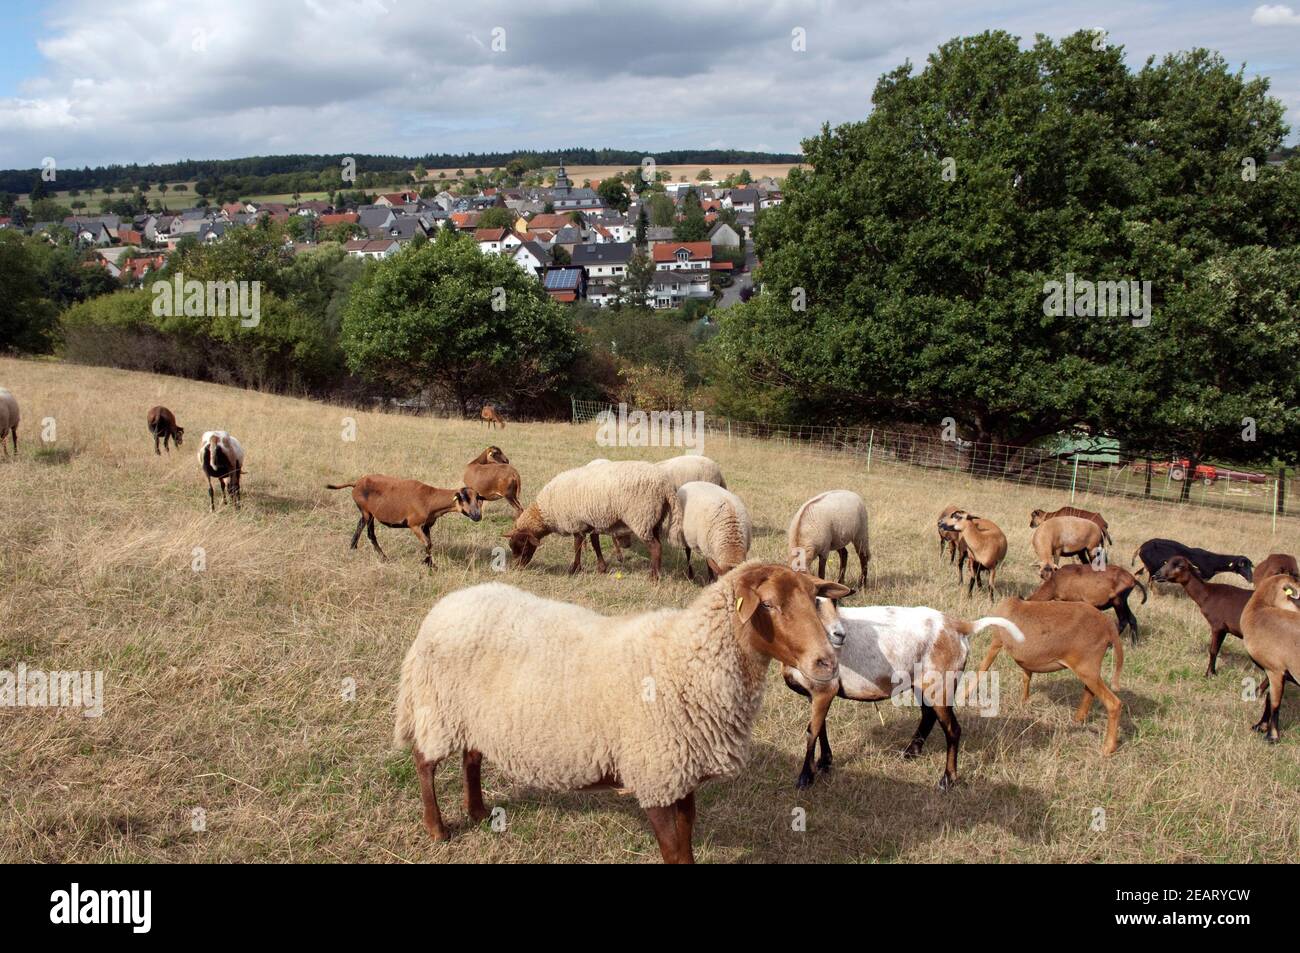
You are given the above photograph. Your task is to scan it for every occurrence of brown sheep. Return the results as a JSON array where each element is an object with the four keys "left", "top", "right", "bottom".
[
  {"left": 938, "top": 510, "right": 1007, "bottom": 596},
  {"left": 981, "top": 597, "right": 1125, "bottom": 755},
  {"left": 937, "top": 503, "right": 966, "bottom": 563},
  {"left": 1030, "top": 515, "right": 1105, "bottom": 575},
  {"left": 461, "top": 446, "right": 523, "bottom": 515},
  {"left": 1154, "top": 555, "right": 1254, "bottom": 677},
  {"left": 481, "top": 405, "right": 505, "bottom": 429},
  {"left": 1255, "top": 553, "right": 1299, "bottom": 584},
  {"left": 1240, "top": 574, "right": 1300, "bottom": 742},
  {"left": 1030, "top": 505, "right": 1112, "bottom": 545},
  {"left": 146, "top": 405, "right": 184, "bottom": 455},
  {"left": 1028, "top": 564, "right": 1147, "bottom": 643},
  {"left": 326, "top": 475, "right": 482, "bottom": 566}
]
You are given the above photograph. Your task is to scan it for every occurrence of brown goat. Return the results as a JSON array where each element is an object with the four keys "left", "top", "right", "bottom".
[
  {"left": 146, "top": 405, "right": 184, "bottom": 454},
  {"left": 1030, "top": 515, "right": 1104, "bottom": 575},
  {"left": 1030, "top": 506, "right": 1112, "bottom": 545},
  {"left": 937, "top": 504, "right": 966, "bottom": 563},
  {"left": 326, "top": 475, "right": 482, "bottom": 565},
  {"left": 461, "top": 446, "right": 523, "bottom": 515},
  {"left": 982, "top": 597, "right": 1125, "bottom": 755},
  {"left": 1154, "top": 555, "right": 1254, "bottom": 677},
  {"left": 481, "top": 405, "right": 505, "bottom": 429},
  {"left": 1255, "top": 553, "right": 1299, "bottom": 583},
  {"left": 1240, "top": 574, "right": 1300, "bottom": 742},
  {"left": 1028, "top": 564, "right": 1147, "bottom": 643},
  {"left": 938, "top": 510, "right": 1007, "bottom": 596}
]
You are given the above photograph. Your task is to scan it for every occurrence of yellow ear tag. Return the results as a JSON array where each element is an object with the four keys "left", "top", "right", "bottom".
[
  {"left": 736, "top": 597, "right": 744, "bottom": 613},
  {"left": 1287, "top": 587, "right": 1296, "bottom": 597}
]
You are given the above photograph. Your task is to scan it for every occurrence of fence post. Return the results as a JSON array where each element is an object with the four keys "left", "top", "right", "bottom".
[
  {"left": 1279, "top": 468, "right": 1287, "bottom": 517},
  {"left": 866, "top": 429, "right": 875, "bottom": 473},
  {"left": 728, "top": 419, "right": 732, "bottom": 446},
  {"left": 570, "top": 395, "right": 576, "bottom": 425},
  {"left": 1274, "top": 477, "right": 1280, "bottom": 535},
  {"left": 1069, "top": 455, "right": 1080, "bottom": 503}
]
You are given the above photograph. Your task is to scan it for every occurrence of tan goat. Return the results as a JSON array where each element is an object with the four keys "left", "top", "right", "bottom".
[
  {"left": 1240, "top": 574, "right": 1300, "bottom": 742},
  {"left": 938, "top": 510, "right": 1007, "bottom": 596},
  {"left": 461, "top": 446, "right": 523, "bottom": 515},
  {"left": 1030, "top": 515, "right": 1105, "bottom": 576}
]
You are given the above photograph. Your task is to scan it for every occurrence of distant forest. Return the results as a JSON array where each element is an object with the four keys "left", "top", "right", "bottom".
[{"left": 0, "top": 148, "right": 803, "bottom": 195}]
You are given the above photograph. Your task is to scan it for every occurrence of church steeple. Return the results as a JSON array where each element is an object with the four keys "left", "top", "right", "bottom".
[{"left": 554, "top": 159, "right": 572, "bottom": 192}]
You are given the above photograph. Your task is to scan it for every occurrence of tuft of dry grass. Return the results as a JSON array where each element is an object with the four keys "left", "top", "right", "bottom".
[{"left": 1, "top": 355, "right": 1298, "bottom": 863}]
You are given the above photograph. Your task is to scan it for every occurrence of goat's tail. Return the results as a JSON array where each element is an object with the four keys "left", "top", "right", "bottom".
[
  {"left": 1129, "top": 545, "right": 1142, "bottom": 567},
  {"left": 1133, "top": 577, "right": 1148, "bottom": 605},
  {"left": 1103, "top": 527, "right": 1114, "bottom": 546},
  {"left": 969, "top": 616, "right": 1025, "bottom": 644},
  {"left": 325, "top": 482, "right": 355, "bottom": 490},
  {"left": 1109, "top": 627, "right": 1124, "bottom": 691}
]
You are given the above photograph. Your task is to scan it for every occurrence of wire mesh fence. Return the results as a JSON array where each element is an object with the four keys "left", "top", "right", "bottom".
[{"left": 571, "top": 398, "right": 1296, "bottom": 525}]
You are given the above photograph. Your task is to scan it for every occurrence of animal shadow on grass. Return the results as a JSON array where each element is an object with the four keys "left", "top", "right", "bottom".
[{"left": 253, "top": 491, "right": 318, "bottom": 514}]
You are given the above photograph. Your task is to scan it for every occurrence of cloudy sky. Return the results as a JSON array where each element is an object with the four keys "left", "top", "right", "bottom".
[{"left": 1, "top": 0, "right": 1297, "bottom": 170}]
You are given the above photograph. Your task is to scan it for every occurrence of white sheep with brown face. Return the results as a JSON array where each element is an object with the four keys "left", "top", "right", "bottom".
[
  {"left": 0, "top": 387, "right": 19, "bottom": 456},
  {"left": 787, "top": 490, "right": 870, "bottom": 586},
  {"left": 393, "top": 563, "right": 853, "bottom": 863}
]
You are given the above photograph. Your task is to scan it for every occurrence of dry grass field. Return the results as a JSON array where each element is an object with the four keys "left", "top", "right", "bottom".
[{"left": 2, "top": 355, "right": 1298, "bottom": 864}]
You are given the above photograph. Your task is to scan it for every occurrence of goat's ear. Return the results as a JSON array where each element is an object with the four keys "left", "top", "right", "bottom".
[{"left": 815, "top": 581, "right": 854, "bottom": 601}]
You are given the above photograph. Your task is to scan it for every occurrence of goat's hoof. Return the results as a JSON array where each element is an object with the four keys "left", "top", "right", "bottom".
[
  {"left": 816, "top": 758, "right": 832, "bottom": 773},
  {"left": 1266, "top": 734, "right": 1280, "bottom": 745},
  {"left": 937, "top": 774, "right": 954, "bottom": 792},
  {"left": 1252, "top": 720, "right": 1268, "bottom": 733},
  {"left": 795, "top": 771, "right": 815, "bottom": 790},
  {"left": 466, "top": 805, "right": 491, "bottom": 824},
  {"left": 901, "top": 743, "right": 922, "bottom": 759},
  {"left": 424, "top": 824, "right": 451, "bottom": 843}
]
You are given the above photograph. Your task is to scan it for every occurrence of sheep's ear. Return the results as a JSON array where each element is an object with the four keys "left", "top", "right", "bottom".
[
  {"left": 815, "top": 580, "right": 853, "bottom": 601},
  {"left": 734, "top": 592, "right": 761, "bottom": 625}
]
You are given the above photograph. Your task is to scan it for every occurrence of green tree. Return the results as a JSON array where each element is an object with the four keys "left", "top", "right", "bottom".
[
  {"left": 340, "top": 231, "right": 580, "bottom": 413},
  {"left": 696, "top": 168, "right": 712, "bottom": 181},
  {"left": 0, "top": 232, "right": 59, "bottom": 352},
  {"left": 477, "top": 206, "right": 516, "bottom": 229},
  {"left": 709, "top": 30, "right": 1298, "bottom": 472},
  {"left": 598, "top": 178, "right": 631, "bottom": 213},
  {"left": 648, "top": 193, "right": 676, "bottom": 228}
]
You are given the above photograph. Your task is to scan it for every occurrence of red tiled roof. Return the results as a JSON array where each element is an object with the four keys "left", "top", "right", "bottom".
[
  {"left": 450, "top": 212, "right": 481, "bottom": 229},
  {"left": 710, "top": 261, "right": 733, "bottom": 271},
  {"left": 652, "top": 241, "right": 712, "bottom": 263},
  {"left": 526, "top": 213, "right": 573, "bottom": 230},
  {"left": 319, "top": 213, "right": 359, "bottom": 226},
  {"left": 474, "top": 227, "right": 508, "bottom": 242}
]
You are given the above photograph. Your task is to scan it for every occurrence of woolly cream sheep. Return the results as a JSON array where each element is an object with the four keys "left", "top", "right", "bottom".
[
  {"left": 656, "top": 454, "right": 726, "bottom": 490},
  {"left": 788, "top": 490, "right": 870, "bottom": 585},
  {"left": 393, "top": 562, "right": 853, "bottom": 863},
  {"left": 676, "top": 481, "right": 751, "bottom": 582},
  {"left": 786, "top": 601, "right": 1023, "bottom": 790},
  {"left": 0, "top": 387, "right": 18, "bottom": 456},
  {"left": 506, "top": 460, "right": 681, "bottom": 580}
]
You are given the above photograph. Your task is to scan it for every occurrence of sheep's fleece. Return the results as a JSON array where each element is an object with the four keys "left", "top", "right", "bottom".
[
  {"left": 657, "top": 454, "right": 726, "bottom": 490},
  {"left": 517, "top": 460, "right": 679, "bottom": 540},
  {"left": 676, "top": 480, "right": 751, "bottom": 566},
  {"left": 394, "top": 568, "right": 778, "bottom": 808}
]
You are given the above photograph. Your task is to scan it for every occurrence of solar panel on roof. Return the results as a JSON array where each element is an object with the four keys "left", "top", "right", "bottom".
[{"left": 543, "top": 269, "right": 581, "bottom": 291}]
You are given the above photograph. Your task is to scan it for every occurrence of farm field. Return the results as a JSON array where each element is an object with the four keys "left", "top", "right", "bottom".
[{"left": 1, "top": 355, "right": 1298, "bottom": 863}]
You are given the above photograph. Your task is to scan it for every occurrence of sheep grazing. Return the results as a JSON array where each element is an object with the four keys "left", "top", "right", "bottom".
[
  {"left": 146, "top": 405, "right": 184, "bottom": 455},
  {"left": 506, "top": 460, "right": 681, "bottom": 580},
  {"left": 1030, "top": 515, "right": 1105, "bottom": 576},
  {"left": 937, "top": 510, "right": 1007, "bottom": 596},
  {"left": 198, "top": 431, "right": 244, "bottom": 511},
  {"left": 656, "top": 454, "right": 726, "bottom": 490},
  {"left": 1152, "top": 555, "right": 1254, "bottom": 676},
  {"left": 1240, "top": 574, "right": 1300, "bottom": 742},
  {"left": 0, "top": 387, "right": 18, "bottom": 456},
  {"left": 1030, "top": 506, "right": 1112, "bottom": 546},
  {"left": 393, "top": 562, "right": 853, "bottom": 862},
  {"left": 981, "top": 598, "right": 1125, "bottom": 755},
  {"left": 1131, "top": 538, "right": 1253, "bottom": 595},
  {"left": 326, "top": 475, "right": 481, "bottom": 566},
  {"left": 461, "top": 446, "right": 522, "bottom": 515},
  {"left": 785, "top": 602, "right": 1022, "bottom": 790},
  {"left": 788, "top": 490, "right": 870, "bottom": 586},
  {"left": 675, "top": 481, "right": 751, "bottom": 582},
  {"left": 1028, "top": 564, "right": 1147, "bottom": 643},
  {"left": 480, "top": 404, "right": 505, "bottom": 429},
  {"left": 1255, "top": 553, "right": 1299, "bottom": 583},
  {"left": 937, "top": 504, "right": 966, "bottom": 563}
]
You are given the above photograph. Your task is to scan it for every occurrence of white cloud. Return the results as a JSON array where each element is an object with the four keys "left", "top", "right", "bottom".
[{"left": 1252, "top": 4, "right": 1300, "bottom": 26}]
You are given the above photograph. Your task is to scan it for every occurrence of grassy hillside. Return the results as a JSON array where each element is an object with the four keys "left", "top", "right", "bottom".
[{"left": 1, "top": 356, "right": 1298, "bottom": 863}]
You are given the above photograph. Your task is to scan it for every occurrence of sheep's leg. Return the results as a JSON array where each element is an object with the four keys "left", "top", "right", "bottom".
[
  {"left": 219, "top": 477, "right": 228, "bottom": 506},
  {"left": 797, "top": 687, "right": 836, "bottom": 788},
  {"left": 684, "top": 545, "right": 694, "bottom": 581},
  {"left": 349, "top": 514, "right": 366, "bottom": 549},
  {"left": 589, "top": 532, "right": 608, "bottom": 574},
  {"left": 933, "top": 705, "right": 961, "bottom": 791},
  {"left": 1207, "top": 627, "right": 1227, "bottom": 676},
  {"left": 413, "top": 748, "right": 449, "bottom": 842},
  {"left": 645, "top": 794, "right": 695, "bottom": 864},
  {"left": 816, "top": 553, "right": 827, "bottom": 578},
  {"left": 904, "top": 703, "right": 937, "bottom": 758},
  {"left": 647, "top": 527, "right": 662, "bottom": 582},
  {"left": 1073, "top": 681, "right": 1097, "bottom": 723},
  {"left": 569, "top": 533, "right": 584, "bottom": 574},
  {"left": 836, "top": 548, "right": 848, "bottom": 584},
  {"left": 705, "top": 558, "right": 723, "bottom": 582},
  {"left": 462, "top": 749, "right": 489, "bottom": 823},
  {"left": 987, "top": 565, "right": 998, "bottom": 600},
  {"left": 967, "top": 564, "right": 980, "bottom": 596},
  {"left": 1266, "top": 674, "right": 1285, "bottom": 743},
  {"left": 366, "top": 516, "right": 386, "bottom": 560},
  {"left": 857, "top": 546, "right": 869, "bottom": 588}
]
